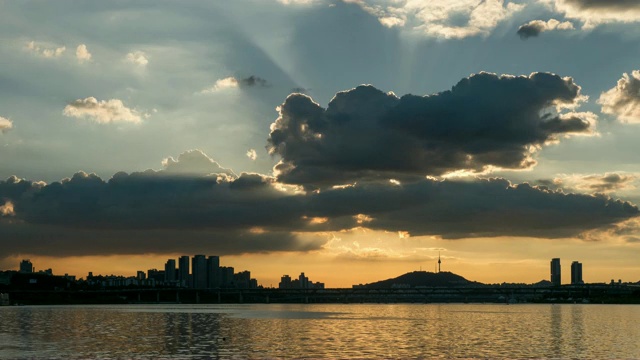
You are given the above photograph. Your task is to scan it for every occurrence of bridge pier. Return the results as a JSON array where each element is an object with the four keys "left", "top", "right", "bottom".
[
  {"left": 156, "top": 291, "right": 160, "bottom": 303},
  {"left": 239, "top": 292, "right": 243, "bottom": 304},
  {"left": 137, "top": 292, "right": 141, "bottom": 302},
  {"left": 176, "top": 291, "right": 180, "bottom": 303}
]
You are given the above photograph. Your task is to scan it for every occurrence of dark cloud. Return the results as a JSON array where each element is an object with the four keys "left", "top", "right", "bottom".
[
  {"left": 552, "top": 0, "right": 640, "bottom": 27},
  {"left": 240, "top": 75, "right": 269, "bottom": 87},
  {"left": 0, "top": 225, "right": 314, "bottom": 258},
  {"left": 586, "top": 173, "right": 636, "bottom": 193},
  {"left": 517, "top": 21, "right": 545, "bottom": 39},
  {"left": 539, "top": 173, "right": 637, "bottom": 194},
  {"left": 517, "top": 19, "right": 574, "bottom": 40},
  {"left": 560, "top": 0, "right": 640, "bottom": 11},
  {"left": 305, "top": 178, "right": 638, "bottom": 239},
  {"left": 1, "top": 163, "right": 637, "bottom": 258},
  {"left": 0, "top": 169, "right": 319, "bottom": 258},
  {"left": 268, "top": 72, "right": 593, "bottom": 189}
]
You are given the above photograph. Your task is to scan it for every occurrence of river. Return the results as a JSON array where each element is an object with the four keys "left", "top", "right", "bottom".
[{"left": 1, "top": 303, "right": 638, "bottom": 358}]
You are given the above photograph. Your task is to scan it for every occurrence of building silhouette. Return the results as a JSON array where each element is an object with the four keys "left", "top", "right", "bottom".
[
  {"left": 279, "top": 275, "right": 292, "bottom": 288},
  {"left": 220, "top": 266, "right": 235, "bottom": 287},
  {"left": 147, "top": 269, "right": 164, "bottom": 282},
  {"left": 550, "top": 258, "right": 561, "bottom": 286},
  {"left": 279, "top": 272, "right": 324, "bottom": 289},
  {"left": 19, "top": 259, "right": 33, "bottom": 273},
  {"left": 299, "top": 272, "right": 309, "bottom": 289},
  {"left": 206, "top": 256, "right": 220, "bottom": 288},
  {"left": 178, "top": 255, "right": 190, "bottom": 287},
  {"left": 571, "top": 261, "right": 583, "bottom": 285},
  {"left": 136, "top": 271, "right": 146, "bottom": 280},
  {"left": 165, "top": 259, "right": 176, "bottom": 283},
  {"left": 192, "top": 255, "right": 207, "bottom": 289}
]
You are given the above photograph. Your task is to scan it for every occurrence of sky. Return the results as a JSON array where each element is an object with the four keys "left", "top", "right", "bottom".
[{"left": 2, "top": 0, "right": 640, "bottom": 288}]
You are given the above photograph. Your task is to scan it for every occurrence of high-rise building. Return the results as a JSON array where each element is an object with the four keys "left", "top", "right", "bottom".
[
  {"left": 147, "top": 269, "right": 165, "bottom": 283},
  {"left": 299, "top": 272, "right": 309, "bottom": 289},
  {"left": 178, "top": 255, "right": 190, "bottom": 287},
  {"left": 192, "top": 255, "right": 207, "bottom": 289},
  {"left": 234, "top": 270, "right": 252, "bottom": 289},
  {"left": 220, "top": 266, "right": 235, "bottom": 287},
  {"left": 165, "top": 259, "right": 176, "bottom": 283},
  {"left": 279, "top": 275, "right": 292, "bottom": 289},
  {"left": 19, "top": 259, "right": 33, "bottom": 273},
  {"left": 550, "top": 258, "right": 561, "bottom": 286},
  {"left": 206, "top": 256, "right": 220, "bottom": 289},
  {"left": 279, "top": 273, "right": 323, "bottom": 289},
  {"left": 571, "top": 261, "right": 583, "bottom": 285}
]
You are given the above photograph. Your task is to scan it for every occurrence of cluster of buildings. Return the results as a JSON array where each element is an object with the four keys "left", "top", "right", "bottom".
[
  {"left": 18, "top": 259, "right": 76, "bottom": 281},
  {"left": 278, "top": 273, "right": 324, "bottom": 289},
  {"left": 9, "top": 258, "right": 325, "bottom": 290},
  {"left": 85, "top": 255, "right": 259, "bottom": 289},
  {"left": 550, "top": 258, "right": 583, "bottom": 286}
]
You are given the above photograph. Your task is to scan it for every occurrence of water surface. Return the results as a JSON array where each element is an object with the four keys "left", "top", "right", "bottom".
[{"left": 1, "top": 304, "right": 638, "bottom": 358}]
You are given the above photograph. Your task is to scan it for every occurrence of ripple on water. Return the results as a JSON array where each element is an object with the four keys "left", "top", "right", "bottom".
[{"left": 0, "top": 304, "right": 639, "bottom": 358}]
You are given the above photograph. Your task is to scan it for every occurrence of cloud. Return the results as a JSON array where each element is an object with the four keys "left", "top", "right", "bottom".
[
  {"left": 0, "top": 156, "right": 322, "bottom": 257},
  {"left": 0, "top": 116, "right": 13, "bottom": 133},
  {"left": 125, "top": 51, "right": 148, "bottom": 67},
  {"left": 277, "top": 0, "right": 317, "bottom": 4},
  {"left": 240, "top": 75, "right": 269, "bottom": 87},
  {"left": 246, "top": 149, "right": 258, "bottom": 161},
  {"left": 268, "top": 72, "right": 594, "bottom": 189},
  {"left": 161, "top": 149, "right": 236, "bottom": 177},
  {"left": 25, "top": 41, "right": 66, "bottom": 58},
  {"left": 549, "top": 0, "right": 640, "bottom": 29},
  {"left": 517, "top": 19, "right": 575, "bottom": 39},
  {"left": 200, "top": 75, "right": 270, "bottom": 93},
  {"left": 348, "top": 0, "right": 525, "bottom": 38},
  {"left": 540, "top": 173, "right": 637, "bottom": 194},
  {"left": 75, "top": 44, "right": 92, "bottom": 63},
  {"left": 63, "top": 97, "right": 143, "bottom": 124},
  {"left": 579, "top": 218, "right": 640, "bottom": 243},
  {"left": 307, "top": 178, "right": 638, "bottom": 239},
  {"left": 0, "top": 164, "right": 636, "bottom": 258},
  {"left": 0, "top": 201, "right": 14, "bottom": 216},
  {"left": 201, "top": 77, "right": 240, "bottom": 93},
  {"left": 598, "top": 70, "right": 640, "bottom": 123},
  {"left": 291, "top": 87, "right": 310, "bottom": 94}
]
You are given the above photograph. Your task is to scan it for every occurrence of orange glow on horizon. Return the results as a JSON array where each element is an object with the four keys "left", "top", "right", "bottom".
[{"left": 1, "top": 230, "right": 638, "bottom": 288}]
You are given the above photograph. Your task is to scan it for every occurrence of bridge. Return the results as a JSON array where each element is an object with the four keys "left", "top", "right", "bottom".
[{"left": 5, "top": 284, "right": 638, "bottom": 305}]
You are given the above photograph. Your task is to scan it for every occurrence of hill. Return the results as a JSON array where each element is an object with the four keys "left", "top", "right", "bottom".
[{"left": 357, "top": 271, "right": 483, "bottom": 289}]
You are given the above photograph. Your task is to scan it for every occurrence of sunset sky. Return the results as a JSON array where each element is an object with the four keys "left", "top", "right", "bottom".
[{"left": 2, "top": 0, "right": 640, "bottom": 288}]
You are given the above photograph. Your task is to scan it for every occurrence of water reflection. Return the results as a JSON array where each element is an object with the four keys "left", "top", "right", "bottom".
[
  {"left": 550, "top": 305, "right": 563, "bottom": 356},
  {"left": 0, "top": 304, "right": 638, "bottom": 359}
]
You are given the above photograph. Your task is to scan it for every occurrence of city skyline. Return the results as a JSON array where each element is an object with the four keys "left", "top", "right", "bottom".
[
  {"left": 2, "top": 1, "right": 640, "bottom": 288},
  {"left": 3, "top": 255, "right": 620, "bottom": 288}
]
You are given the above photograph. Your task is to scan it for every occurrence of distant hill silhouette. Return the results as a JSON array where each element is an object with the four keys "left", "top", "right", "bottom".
[
  {"left": 532, "top": 280, "right": 552, "bottom": 287},
  {"left": 359, "top": 271, "right": 484, "bottom": 289}
]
